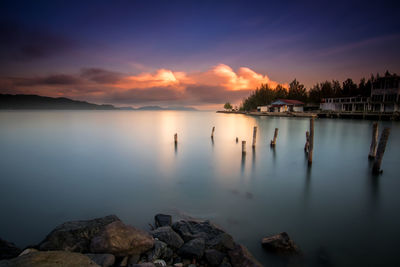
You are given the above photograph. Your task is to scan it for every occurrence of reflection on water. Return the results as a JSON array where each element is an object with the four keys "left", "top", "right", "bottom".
[{"left": 0, "top": 111, "right": 400, "bottom": 266}]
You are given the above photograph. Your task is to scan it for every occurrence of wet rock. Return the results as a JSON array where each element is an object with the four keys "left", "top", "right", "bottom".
[
  {"left": 90, "top": 221, "right": 154, "bottom": 256},
  {"left": 172, "top": 220, "right": 225, "bottom": 243},
  {"left": 219, "top": 262, "right": 232, "bottom": 267},
  {"left": 228, "top": 244, "right": 262, "bottom": 267},
  {"left": 0, "top": 251, "right": 100, "bottom": 267},
  {"left": 119, "top": 256, "right": 129, "bottom": 266},
  {"left": 128, "top": 254, "right": 140, "bottom": 265},
  {"left": 85, "top": 253, "right": 115, "bottom": 267},
  {"left": 38, "top": 215, "right": 120, "bottom": 253},
  {"left": 173, "top": 263, "right": 183, "bottom": 267},
  {"left": 178, "top": 238, "right": 205, "bottom": 259},
  {"left": 207, "top": 233, "right": 235, "bottom": 251},
  {"left": 147, "top": 240, "right": 170, "bottom": 262},
  {"left": 150, "top": 226, "right": 184, "bottom": 249},
  {"left": 0, "top": 238, "right": 22, "bottom": 260},
  {"left": 261, "top": 232, "right": 300, "bottom": 254},
  {"left": 154, "top": 214, "right": 172, "bottom": 228},
  {"left": 153, "top": 259, "right": 167, "bottom": 267},
  {"left": 204, "top": 249, "right": 225, "bottom": 266}
]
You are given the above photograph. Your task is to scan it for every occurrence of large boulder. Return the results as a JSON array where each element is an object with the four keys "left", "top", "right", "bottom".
[
  {"left": 0, "top": 251, "right": 100, "bottom": 267},
  {"left": 147, "top": 240, "right": 172, "bottom": 262},
  {"left": 150, "top": 226, "right": 184, "bottom": 249},
  {"left": 154, "top": 214, "right": 172, "bottom": 228},
  {"left": 261, "top": 232, "right": 300, "bottom": 254},
  {"left": 90, "top": 221, "right": 154, "bottom": 256},
  {"left": 204, "top": 249, "right": 225, "bottom": 266},
  {"left": 171, "top": 220, "right": 226, "bottom": 243},
  {"left": 228, "top": 244, "right": 262, "bottom": 267},
  {"left": 177, "top": 238, "right": 205, "bottom": 259},
  {"left": 38, "top": 215, "right": 120, "bottom": 253},
  {"left": 0, "top": 238, "right": 21, "bottom": 260}
]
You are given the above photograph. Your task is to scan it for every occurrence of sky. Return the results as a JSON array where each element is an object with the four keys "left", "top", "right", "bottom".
[{"left": 1, "top": 0, "right": 399, "bottom": 109}]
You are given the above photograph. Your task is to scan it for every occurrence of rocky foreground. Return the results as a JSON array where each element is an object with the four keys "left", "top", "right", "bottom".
[{"left": 0, "top": 214, "right": 300, "bottom": 267}]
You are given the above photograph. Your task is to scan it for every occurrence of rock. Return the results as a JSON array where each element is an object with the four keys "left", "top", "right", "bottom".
[
  {"left": 0, "top": 238, "right": 22, "bottom": 260},
  {"left": 129, "top": 263, "right": 155, "bottom": 267},
  {"left": 261, "top": 232, "right": 300, "bottom": 254},
  {"left": 153, "top": 259, "right": 167, "bottom": 267},
  {"left": 173, "top": 263, "right": 183, "bottom": 267},
  {"left": 172, "top": 220, "right": 225, "bottom": 243},
  {"left": 207, "top": 233, "right": 235, "bottom": 251},
  {"left": 204, "top": 249, "right": 225, "bottom": 266},
  {"left": 154, "top": 214, "right": 172, "bottom": 228},
  {"left": 177, "top": 238, "right": 205, "bottom": 259},
  {"left": 90, "top": 221, "right": 154, "bottom": 257},
  {"left": 18, "top": 248, "right": 38, "bottom": 257},
  {"left": 120, "top": 256, "right": 129, "bottom": 266},
  {"left": 85, "top": 253, "right": 115, "bottom": 267},
  {"left": 38, "top": 215, "right": 120, "bottom": 253},
  {"left": 228, "top": 244, "right": 262, "bottom": 267},
  {"left": 0, "top": 251, "right": 100, "bottom": 267},
  {"left": 147, "top": 240, "right": 173, "bottom": 262},
  {"left": 128, "top": 254, "right": 140, "bottom": 265},
  {"left": 150, "top": 226, "right": 184, "bottom": 249},
  {"left": 219, "top": 263, "right": 232, "bottom": 267}
]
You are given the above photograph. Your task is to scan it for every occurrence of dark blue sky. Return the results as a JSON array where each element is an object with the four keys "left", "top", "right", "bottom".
[{"left": 1, "top": 0, "right": 399, "bottom": 107}]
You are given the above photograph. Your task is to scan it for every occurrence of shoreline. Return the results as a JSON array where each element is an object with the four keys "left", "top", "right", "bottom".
[{"left": 217, "top": 110, "right": 400, "bottom": 120}]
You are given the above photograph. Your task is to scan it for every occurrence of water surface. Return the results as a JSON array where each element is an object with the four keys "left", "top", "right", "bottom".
[{"left": 1, "top": 111, "right": 400, "bottom": 266}]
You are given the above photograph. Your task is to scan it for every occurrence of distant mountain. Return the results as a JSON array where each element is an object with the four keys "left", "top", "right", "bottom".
[
  {"left": 0, "top": 94, "right": 117, "bottom": 110},
  {"left": 118, "top": 106, "right": 135, "bottom": 110},
  {"left": 137, "top": 105, "right": 197, "bottom": 111}
]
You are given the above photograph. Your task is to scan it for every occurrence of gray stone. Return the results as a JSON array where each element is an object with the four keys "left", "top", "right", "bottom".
[
  {"left": 128, "top": 254, "right": 140, "bottom": 265},
  {"left": 90, "top": 221, "right": 154, "bottom": 257},
  {"left": 228, "top": 244, "right": 262, "bottom": 267},
  {"left": 150, "top": 226, "right": 184, "bottom": 249},
  {"left": 177, "top": 238, "right": 205, "bottom": 259},
  {"left": 261, "top": 232, "right": 300, "bottom": 254},
  {"left": 18, "top": 248, "right": 38, "bottom": 257},
  {"left": 0, "top": 238, "right": 21, "bottom": 260},
  {"left": 86, "top": 253, "right": 115, "bottom": 267},
  {"left": 153, "top": 259, "right": 167, "bottom": 267},
  {"left": 38, "top": 215, "right": 120, "bottom": 253},
  {"left": 129, "top": 263, "right": 155, "bottom": 267},
  {"left": 207, "top": 233, "right": 235, "bottom": 251},
  {"left": 172, "top": 220, "right": 225, "bottom": 243},
  {"left": 0, "top": 251, "right": 100, "bottom": 267},
  {"left": 204, "top": 249, "right": 225, "bottom": 266},
  {"left": 154, "top": 214, "right": 172, "bottom": 228},
  {"left": 147, "top": 240, "right": 170, "bottom": 262}
]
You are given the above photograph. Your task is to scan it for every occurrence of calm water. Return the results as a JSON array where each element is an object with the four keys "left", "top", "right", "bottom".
[{"left": 1, "top": 111, "right": 400, "bottom": 266}]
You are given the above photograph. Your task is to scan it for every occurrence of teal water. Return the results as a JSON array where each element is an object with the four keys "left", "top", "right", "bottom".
[{"left": 1, "top": 111, "right": 400, "bottom": 266}]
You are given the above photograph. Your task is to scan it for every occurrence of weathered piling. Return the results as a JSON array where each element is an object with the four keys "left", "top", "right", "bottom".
[
  {"left": 174, "top": 133, "right": 178, "bottom": 144},
  {"left": 308, "top": 118, "right": 314, "bottom": 164},
  {"left": 304, "top": 131, "right": 310, "bottom": 153},
  {"left": 372, "top": 127, "right": 390, "bottom": 174},
  {"left": 270, "top": 128, "right": 278, "bottom": 147},
  {"left": 236, "top": 137, "right": 239, "bottom": 143},
  {"left": 368, "top": 122, "right": 379, "bottom": 159},
  {"left": 242, "top": 141, "right": 246, "bottom": 155},
  {"left": 252, "top": 126, "right": 257, "bottom": 147},
  {"left": 211, "top": 126, "right": 215, "bottom": 139}
]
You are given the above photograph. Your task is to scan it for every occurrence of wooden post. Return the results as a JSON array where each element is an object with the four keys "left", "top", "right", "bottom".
[
  {"left": 368, "top": 122, "right": 379, "bottom": 159},
  {"left": 372, "top": 127, "right": 390, "bottom": 174},
  {"left": 211, "top": 126, "right": 215, "bottom": 139},
  {"left": 236, "top": 137, "right": 238, "bottom": 143},
  {"left": 252, "top": 126, "right": 257, "bottom": 147},
  {"left": 270, "top": 128, "right": 278, "bottom": 146},
  {"left": 308, "top": 118, "right": 314, "bottom": 164},
  {"left": 174, "top": 133, "right": 178, "bottom": 144},
  {"left": 304, "top": 131, "right": 310, "bottom": 153},
  {"left": 242, "top": 141, "right": 246, "bottom": 155}
]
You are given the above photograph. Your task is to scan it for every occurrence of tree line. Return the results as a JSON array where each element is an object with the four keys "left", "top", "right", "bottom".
[{"left": 239, "top": 71, "right": 396, "bottom": 111}]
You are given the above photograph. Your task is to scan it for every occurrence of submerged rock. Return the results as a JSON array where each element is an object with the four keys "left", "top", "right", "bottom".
[
  {"left": 0, "top": 238, "right": 21, "bottom": 260},
  {"left": 150, "top": 226, "right": 184, "bottom": 249},
  {"left": 177, "top": 238, "right": 205, "bottom": 259},
  {"left": 261, "top": 232, "right": 300, "bottom": 254},
  {"left": 228, "top": 244, "right": 262, "bottom": 267},
  {"left": 38, "top": 215, "right": 120, "bottom": 253},
  {"left": 90, "top": 221, "right": 154, "bottom": 256},
  {"left": 85, "top": 253, "right": 115, "bottom": 267},
  {"left": 154, "top": 214, "right": 172, "bottom": 228},
  {"left": 0, "top": 251, "right": 100, "bottom": 267}
]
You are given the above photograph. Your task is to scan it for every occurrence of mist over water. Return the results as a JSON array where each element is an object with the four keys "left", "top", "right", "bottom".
[{"left": 1, "top": 111, "right": 400, "bottom": 266}]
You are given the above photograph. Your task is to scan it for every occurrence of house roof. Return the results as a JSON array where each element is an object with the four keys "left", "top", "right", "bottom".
[{"left": 271, "top": 99, "right": 304, "bottom": 105}]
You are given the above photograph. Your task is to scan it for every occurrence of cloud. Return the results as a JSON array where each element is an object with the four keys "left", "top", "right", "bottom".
[
  {"left": 1, "top": 64, "right": 285, "bottom": 107},
  {"left": 0, "top": 20, "right": 75, "bottom": 62}
]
